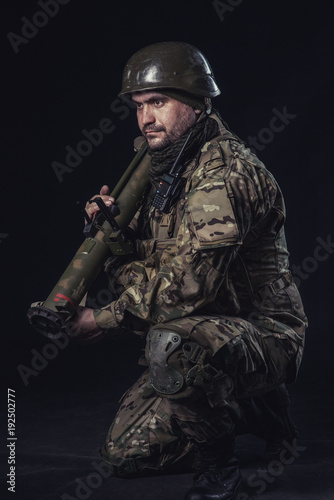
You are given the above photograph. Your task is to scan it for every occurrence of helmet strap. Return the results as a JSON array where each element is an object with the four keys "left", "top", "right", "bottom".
[{"left": 205, "top": 98, "right": 212, "bottom": 115}]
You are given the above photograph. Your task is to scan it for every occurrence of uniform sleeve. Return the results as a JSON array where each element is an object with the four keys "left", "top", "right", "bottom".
[
  {"left": 93, "top": 142, "right": 277, "bottom": 330},
  {"left": 94, "top": 244, "right": 239, "bottom": 329}
]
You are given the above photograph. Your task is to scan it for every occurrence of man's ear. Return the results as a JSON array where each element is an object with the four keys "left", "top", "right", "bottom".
[{"left": 194, "top": 109, "right": 202, "bottom": 115}]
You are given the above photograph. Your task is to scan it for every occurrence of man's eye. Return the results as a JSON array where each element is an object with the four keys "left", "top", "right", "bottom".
[{"left": 154, "top": 100, "right": 164, "bottom": 106}]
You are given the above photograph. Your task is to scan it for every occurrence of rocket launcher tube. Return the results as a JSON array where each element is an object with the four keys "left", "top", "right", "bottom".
[{"left": 27, "top": 141, "right": 150, "bottom": 339}]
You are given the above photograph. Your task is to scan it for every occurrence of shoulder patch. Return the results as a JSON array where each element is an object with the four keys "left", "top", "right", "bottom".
[{"left": 187, "top": 177, "right": 241, "bottom": 250}]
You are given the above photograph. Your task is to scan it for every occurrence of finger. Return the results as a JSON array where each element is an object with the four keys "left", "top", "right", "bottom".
[
  {"left": 85, "top": 202, "right": 99, "bottom": 217},
  {"left": 86, "top": 203, "right": 100, "bottom": 215},
  {"left": 88, "top": 193, "right": 114, "bottom": 204},
  {"left": 101, "top": 195, "right": 115, "bottom": 206},
  {"left": 85, "top": 197, "right": 115, "bottom": 220},
  {"left": 100, "top": 185, "right": 110, "bottom": 196},
  {"left": 86, "top": 194, "right": 114, "bottom": 208},
  {"left": 92, "top": 196, "right": 115, "bottom": 209}
]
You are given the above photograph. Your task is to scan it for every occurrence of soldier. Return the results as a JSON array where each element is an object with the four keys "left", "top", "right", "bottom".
[{"left": 72, "top": 42, "right": 307, "bottom": 500}]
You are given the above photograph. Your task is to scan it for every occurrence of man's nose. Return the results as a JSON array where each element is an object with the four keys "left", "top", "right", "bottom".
[{"left": 141, "top": 105, "right": 155, "bottom": 125}]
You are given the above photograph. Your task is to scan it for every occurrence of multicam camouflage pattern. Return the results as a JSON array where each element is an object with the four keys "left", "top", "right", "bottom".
[
  {"left": 100, "top": 315, "right": 303, "bottom": 475},
  {"left": 94, "top": 115, "right": 307, "bottom": 345},
  {"left": 96, "top": 114, "right": 307, "bottom": 474},
  {"left": 100, "top": 370, "right": 195, "bottom": 475}
]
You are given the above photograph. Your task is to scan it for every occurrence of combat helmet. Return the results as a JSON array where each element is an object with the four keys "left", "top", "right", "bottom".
[{"left": 118, "top": 41, "right": 221, "bottom": 108}]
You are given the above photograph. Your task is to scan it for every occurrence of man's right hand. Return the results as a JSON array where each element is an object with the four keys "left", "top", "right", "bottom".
[{"left": 85, "top": 184, "right": 115, "bottom": 221}]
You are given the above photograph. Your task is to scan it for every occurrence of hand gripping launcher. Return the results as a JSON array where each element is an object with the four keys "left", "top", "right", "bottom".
[{"left": 27, "top": 141, "right": 150, "bottom": 339}]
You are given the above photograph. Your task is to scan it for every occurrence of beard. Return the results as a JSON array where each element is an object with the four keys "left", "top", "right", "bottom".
[{"left": 143, "top": 113, "right": 196, "bottom": 151}]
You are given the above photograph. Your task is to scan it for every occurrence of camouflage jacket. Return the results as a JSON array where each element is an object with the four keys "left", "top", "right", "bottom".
[{"left": 94, "top": 115, "right": 307, "bottom": 345}]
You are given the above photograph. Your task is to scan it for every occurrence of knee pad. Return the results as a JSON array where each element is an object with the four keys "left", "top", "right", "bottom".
[
  {"left": 145, "top": 329, "right": 218, "bottom": 398},
  {"left": 146, "top": 329, "right": 184, "bottom": 395}
]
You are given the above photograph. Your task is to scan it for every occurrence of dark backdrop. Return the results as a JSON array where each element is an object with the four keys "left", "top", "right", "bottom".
[{"left": 1, "top": 0, "right": 333, "bottom": 497}]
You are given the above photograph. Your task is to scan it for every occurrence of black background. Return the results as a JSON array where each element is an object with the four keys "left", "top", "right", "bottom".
[{"left": 1, "top": 0, "right": 334, "bottom": 498}]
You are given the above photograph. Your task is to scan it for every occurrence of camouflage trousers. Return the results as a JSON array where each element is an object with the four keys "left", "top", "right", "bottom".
[{"left": 100, "top": 313, "right": 303, "bottom": 477}]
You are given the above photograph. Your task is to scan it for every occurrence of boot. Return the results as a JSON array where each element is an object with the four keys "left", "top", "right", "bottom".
[
  {"left": 236, "top": 384, "right": 298, "bottom": 458},
  {"left": 184, "top": 436, "right": 242, "bottom": 500}
]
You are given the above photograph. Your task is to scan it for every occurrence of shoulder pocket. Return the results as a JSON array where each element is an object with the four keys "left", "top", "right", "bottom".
[{"left": 187, "top": 178, "right": 242, "bottom": 250}]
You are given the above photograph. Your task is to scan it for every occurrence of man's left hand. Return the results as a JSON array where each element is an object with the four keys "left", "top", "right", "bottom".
[{"left": 71, "top": 306, "right": 105, "bottom": 344}]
